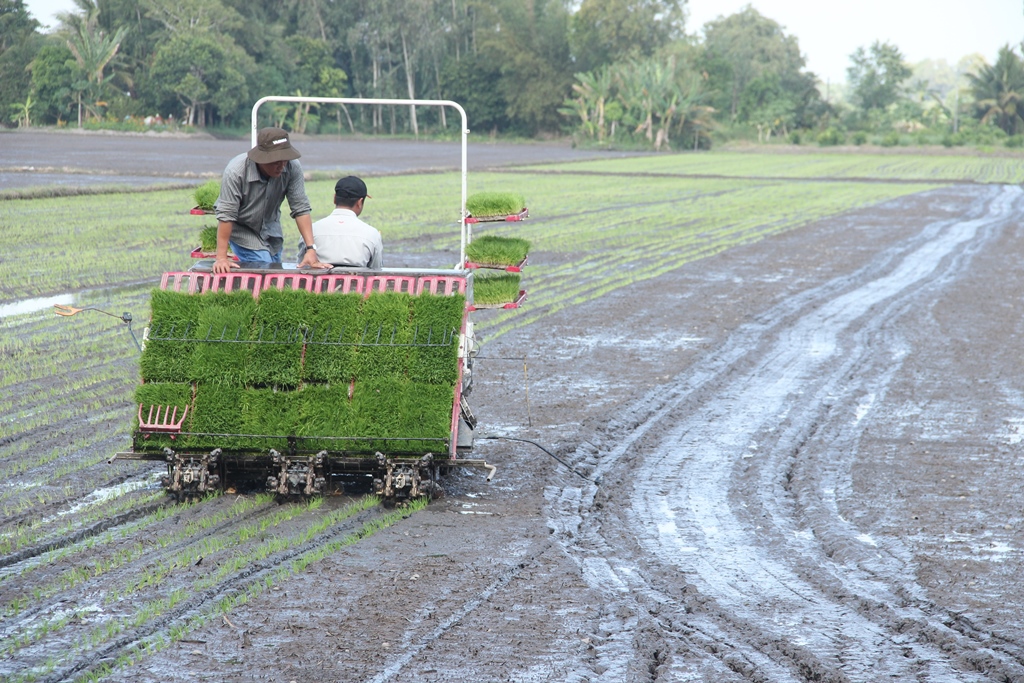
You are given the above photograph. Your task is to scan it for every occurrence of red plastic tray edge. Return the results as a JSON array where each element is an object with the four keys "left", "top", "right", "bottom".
[
  {"left": 464, "top": 255, "right": 528, "bottom": 273},
  {"left": 465, "top": 208, "right": 529, "bottom": 224},
  {"left": 467, "top": 290, "right": 527, "bottom": 311},
  {"left": 190, "top": 247, "right": 239, "bottom": 261}
]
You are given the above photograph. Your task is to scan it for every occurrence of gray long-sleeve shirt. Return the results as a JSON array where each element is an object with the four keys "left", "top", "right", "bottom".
[{"left": 214, "top": 153, "right": 311, "bottom": 252}]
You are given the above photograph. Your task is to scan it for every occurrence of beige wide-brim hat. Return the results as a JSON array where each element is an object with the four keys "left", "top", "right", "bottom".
[{"left": 248, "top": 127, "right": 301, "bottom": 164}]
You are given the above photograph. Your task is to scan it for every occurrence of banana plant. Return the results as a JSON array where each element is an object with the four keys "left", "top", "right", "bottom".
[{"left": 559, "top": 65, "right": 614, "bottom": 142}]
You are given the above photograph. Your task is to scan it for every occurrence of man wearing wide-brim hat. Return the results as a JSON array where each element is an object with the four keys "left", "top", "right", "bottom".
[{"left": 213, "top": 127, "right": 328, "bottom": 273}]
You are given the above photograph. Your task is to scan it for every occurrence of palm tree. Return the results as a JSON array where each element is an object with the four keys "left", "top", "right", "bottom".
[
  {"left": 59, "top": 0, "right": 129, "bottom": 125},
  {"left": 968, "top": 45, "right": 1024, "bottom": 135}
]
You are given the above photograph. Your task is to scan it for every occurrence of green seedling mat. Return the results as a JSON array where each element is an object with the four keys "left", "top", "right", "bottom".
[
  {"left": 239, "top": 387, "right": 301, "bottom": 450},
  {"left": 409, "top": 294, "right": 464, "bottom": 384},
  {"left": 354, "top": 292, "right": 413, "bottom": 379},
  {"left": 465, "top": 235, "right": 531, "bottom": 266},
  {"left": 303, "top": 292, "right": 363, "bottom": 383},
  {"left": 199, "top": 226, "right": 218, "bottom": 252},
  {"left": 466, "top": 191, "right": 526, "bottom": 218},
  {"left": 296, "top": 384, "right": 359, "bottom": 452},
  {"left": 193, "top": 180, "right": 220, "bottom": 211},
  {"left": 473, "top": 273, "right": 522, "bottom": 305},
  {"left": 191, "top": 292, "right": 257, "bottom": 385},
  {"left": 187, "top": 383, "right": 244, "bottom": 449},
  {"left": 247, "top": 288, "right": 312, "bottom": 388},
  {"left": 140, "top": 290, "right": 205, "bottom": 383}
]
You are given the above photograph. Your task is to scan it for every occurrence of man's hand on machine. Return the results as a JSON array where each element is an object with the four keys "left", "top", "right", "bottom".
[
  {"left": 213, "top": 256, "right": 239, "bottom": 273},
  {"left": 299, "top": 249, "right": 330, "bottom": 270}
]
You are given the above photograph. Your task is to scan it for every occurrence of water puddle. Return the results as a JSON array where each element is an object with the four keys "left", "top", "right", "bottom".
[
  {"left": 458, "top": 502, "right": 494, "bottom": 515},
  {"left": 58, "top": 474, "right": 162, "bottom": 518},
  {"left": 854, "top": 393, "right": 876, "bottom": 424},
  {"left": 562, "top": 332, "right": 703, "bottom": 354},
  {"left": 1001, "top": 417, "right": 1024, "bottom": 445},
  {"left": 856, "top": 533, "right": 878, "bottom": 547},
  {"left": 0, "top": 293, "right": 73, "bottom": 318},
  {"left": 0, "top": 281, "right": 155, "bottom": 320}
]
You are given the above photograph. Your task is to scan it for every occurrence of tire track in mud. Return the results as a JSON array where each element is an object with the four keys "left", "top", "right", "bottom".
[
  {"left": 365, "top": 539, "right": 557, "bottom": 683},
  {"left": 549, "top": 185, "right": 1024, "bottom": 681}
]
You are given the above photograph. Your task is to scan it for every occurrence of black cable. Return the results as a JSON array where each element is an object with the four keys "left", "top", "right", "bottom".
[{"left": 478, "top": 436, "right": 597, "bottom": 484}]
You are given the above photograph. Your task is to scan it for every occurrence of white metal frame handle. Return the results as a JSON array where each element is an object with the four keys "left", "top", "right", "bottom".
[{"left": 251, "top": 96, "right": 470, "bottom": 266}]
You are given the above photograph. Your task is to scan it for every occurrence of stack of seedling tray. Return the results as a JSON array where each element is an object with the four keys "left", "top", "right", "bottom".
[
  {"left": 135, "top": 285, "right": 465, "bottom": 457},
  {"left": 189, "top": 180, "right": 236, "bottom": 259},
  {"left": 464, "top": 192, "right": 530, "bottom": 310}
]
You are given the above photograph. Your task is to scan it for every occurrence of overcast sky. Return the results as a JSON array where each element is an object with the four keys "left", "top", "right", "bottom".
[
  {"left": 688, "top": 0, "right": 1022, "bottom": 84},
  {"left": 24, "top": 0, "right": 1024, "bottom": 84}
]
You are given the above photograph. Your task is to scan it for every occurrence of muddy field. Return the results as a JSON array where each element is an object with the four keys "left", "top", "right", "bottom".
[
  {"left": 0, "top": 129, "right": 636, "bottom": 190},
  {"left": 2, "top": 135, "right": 1024, "bottom": 681}
]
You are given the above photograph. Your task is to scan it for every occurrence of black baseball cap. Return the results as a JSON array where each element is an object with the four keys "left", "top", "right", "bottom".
[{"left": 334, "top": 176, "right": 371, "bottom": 200}]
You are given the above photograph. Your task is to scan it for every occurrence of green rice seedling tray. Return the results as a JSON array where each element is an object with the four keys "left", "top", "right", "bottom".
[
  {"left": 464, "top": 256, "right": 528, "bottom": 272},
  {"left": 303, "top": 292, "right": 364, "bottom": 383},
  {"left": 140, "top": 290, "right": 206, "bottom": 382},
  {"left": 471, "top": 272, "right": 521, "bottom": 305},
  {"left": 239, "top": 387, "right": 301, "bottom": 450},
  {"left": 192, "top": 226, "right": 237, "bottom": 259},
  {"left": 409, "top": 293, "right": 464, "bottom": 384},
  {"left": 466, "top": 191, "right": 526, "bottom": 220},
  {"left": 199, "top": 225, "right": 218, "bottom": 252},
  {"left": 189, "top": 383, "right": 246, "bottom": 450},
  {"left": 295, "top": 384, "right": 359, "bottom": 452},
  {"left": 191, "top": 179, "right": 220, "bottom": 213},
  {"left": 246, "top": 288, "right": 313, "bottom": 388},
  {"left": 191, "top": 291, "right": 258, "bottom": 385},
  {"left": 464, "top": 235, "right": 531, "bottom": 271},
  {"left": 353, "top": 292, "right": 414, "bottom": 379}
]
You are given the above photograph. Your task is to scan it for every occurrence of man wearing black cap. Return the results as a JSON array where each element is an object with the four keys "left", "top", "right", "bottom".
[
  {"left": 299, "top": 175, "right": 383, "bottom": 269},
  {"left": 213, "top": 127, "right": 328, "bottom": 274}
]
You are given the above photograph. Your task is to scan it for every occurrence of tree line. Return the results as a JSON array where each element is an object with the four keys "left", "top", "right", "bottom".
[{"left": 0, "top": 0, "right": 1018, "bottom": 150}]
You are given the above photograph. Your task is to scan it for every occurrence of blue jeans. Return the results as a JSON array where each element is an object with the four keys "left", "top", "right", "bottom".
[{"left": 229, "top": 241, "right": 282, "bottom": 264}]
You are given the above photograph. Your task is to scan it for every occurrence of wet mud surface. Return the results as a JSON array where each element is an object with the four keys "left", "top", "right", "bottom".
[
  {"left": 3, "top": 165, "right": 1024, "bottom": 680},
  {"left": 0, "top": 130, "right": 639, "bottom": 189}
]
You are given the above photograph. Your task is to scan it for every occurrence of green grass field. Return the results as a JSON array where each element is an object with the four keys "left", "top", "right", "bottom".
[
  {"left": 7, "top": 149, "right": 1017, "bottom": 304},
  {"left": 522, "top": 151, "right": 1024, "bottom": 184}
]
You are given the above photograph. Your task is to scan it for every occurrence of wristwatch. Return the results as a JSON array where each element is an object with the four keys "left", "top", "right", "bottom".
[{"left": 306, "top": 243, "right": 317, "bottom": 251}]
